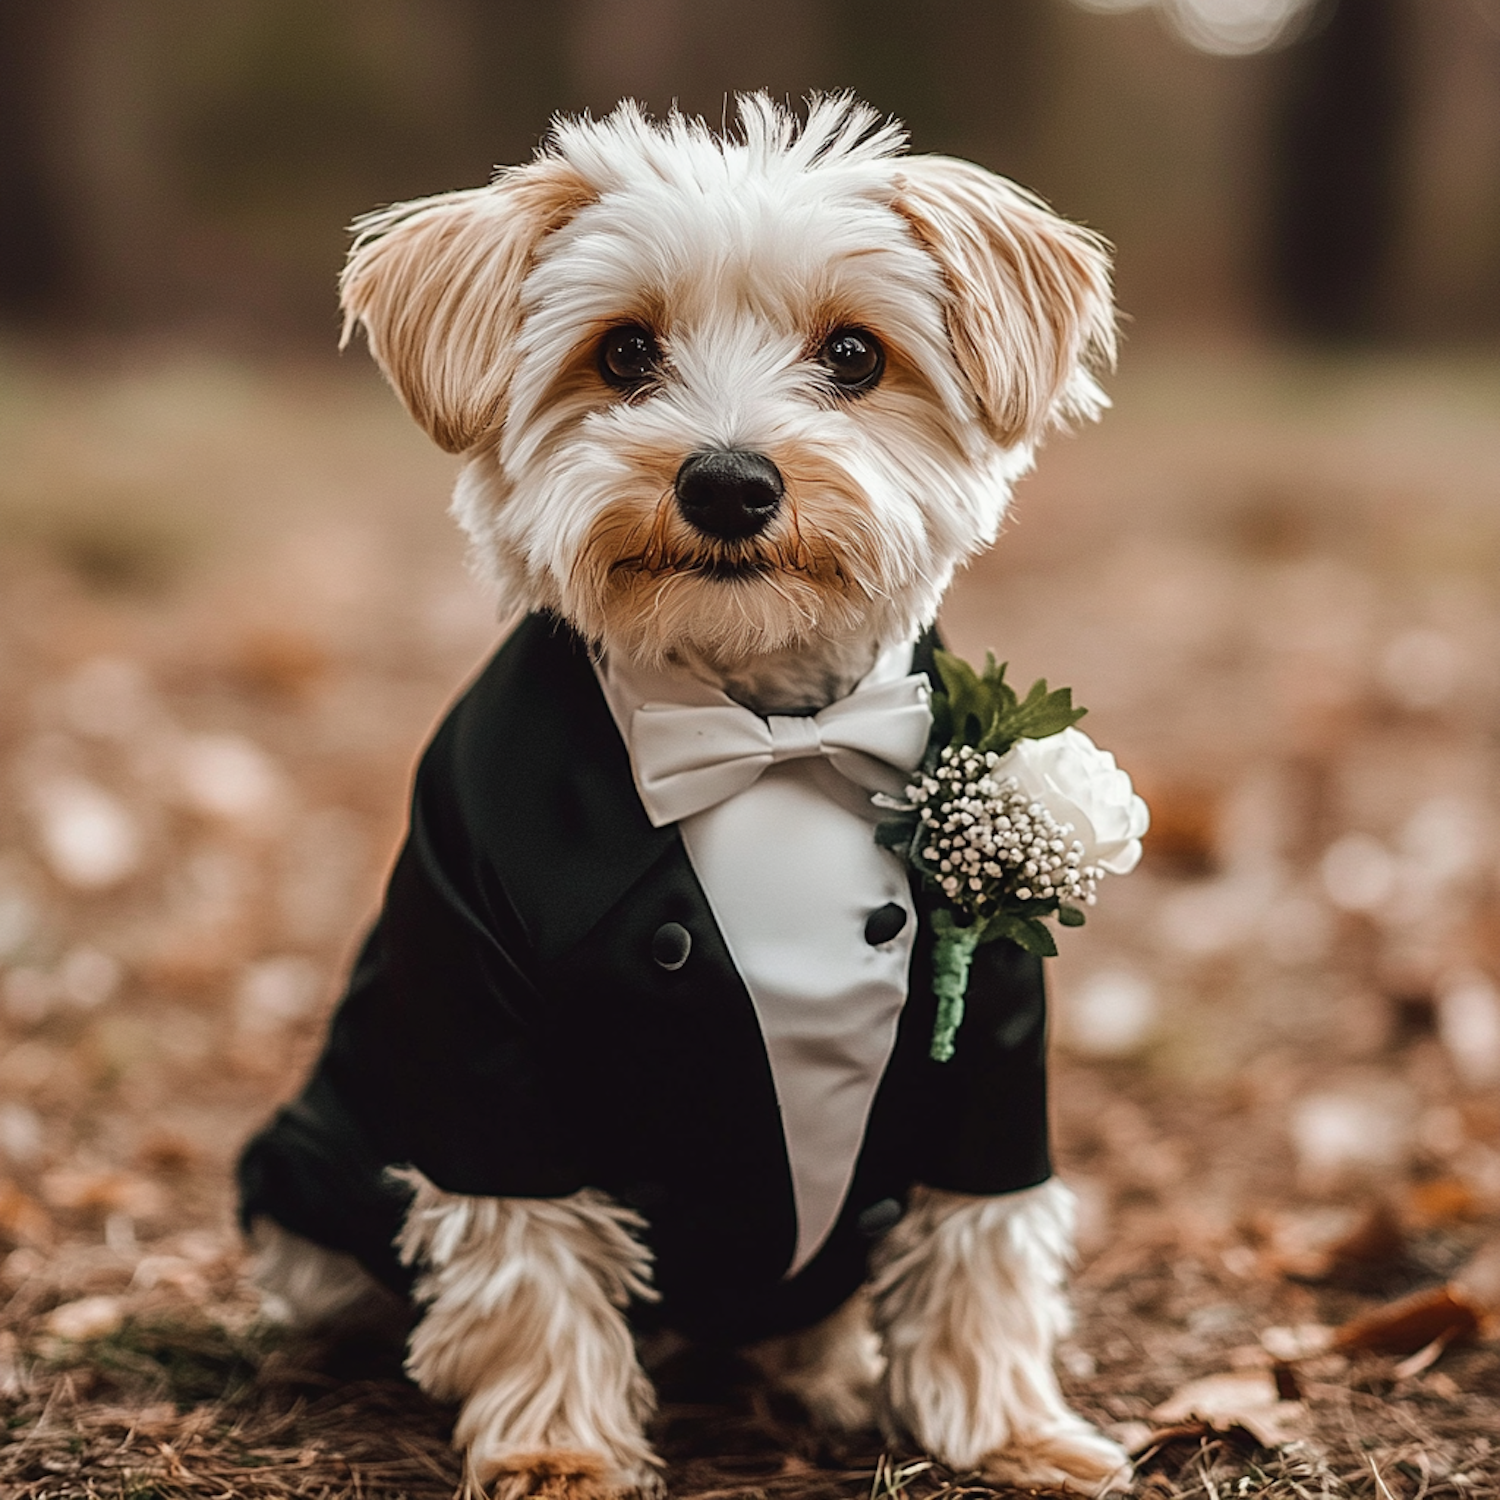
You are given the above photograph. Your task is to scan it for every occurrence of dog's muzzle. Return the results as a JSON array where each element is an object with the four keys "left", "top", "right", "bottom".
[{"left": 674, "top": 450, "right": 784, "bottom": 541}]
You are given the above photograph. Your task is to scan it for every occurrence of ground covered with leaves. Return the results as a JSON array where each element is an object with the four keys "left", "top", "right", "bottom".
[{"left": 1, "top": 343, "right": 1498, "bottom": 1497}]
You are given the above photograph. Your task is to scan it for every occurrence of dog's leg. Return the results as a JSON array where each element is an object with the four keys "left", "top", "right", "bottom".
[
  {"left": 870, "top": 1181, "right": 1130, "bottom": 1495},
  {"left": 247, "top": 1216, "right": 409, "bottom": 1339},
  {"left": 745, "top": 1288, "right": 883, "bottom": 1432},
  {"left": 395, "top": 1172, "right": 662, "bottom": 1500}
]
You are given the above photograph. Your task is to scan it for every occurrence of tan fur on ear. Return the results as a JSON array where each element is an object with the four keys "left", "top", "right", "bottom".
[
  {"left": 339, "top": 158, "right": 594, "bottom": 453},
  {"left": 893, "top": 157, "right": 1116, "bottom": 447}
]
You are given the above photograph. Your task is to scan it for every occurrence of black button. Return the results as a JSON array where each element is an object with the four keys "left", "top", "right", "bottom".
[
  {"left": 864, "top": 902, "right": 908, "bottom": 946},
  {"left": 652, "top": 922, "right": 692, "bottom": 971},
  {"left": 857, "top": 1198, "right": 903, "bottom": 1237}
]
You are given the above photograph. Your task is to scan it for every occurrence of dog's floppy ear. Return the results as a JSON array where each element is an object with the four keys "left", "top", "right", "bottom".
[
  {"left": 893, "top": 157, "right": 1116, "bottom": 447},
  {"left": 340, "top": 158, "right": 594, "bottom": 454}
]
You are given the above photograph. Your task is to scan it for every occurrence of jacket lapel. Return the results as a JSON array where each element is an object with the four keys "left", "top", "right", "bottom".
[
  {"left": 446, "top": 613, "right": 681, "bottom": 961},
  {"left": 440, "top": 614, "right": 807, "bottom": 1301},
  {"left": 455, "top": 614, "right": 939, "bottom": 958}
]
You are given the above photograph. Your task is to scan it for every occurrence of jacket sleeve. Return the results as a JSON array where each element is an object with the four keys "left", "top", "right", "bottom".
[
  {"left": 237, "top": 707, "right": 590, "bottom": 1294},
  {"left": 316, "top": 722, "right": 590, "bottom": 1200}
]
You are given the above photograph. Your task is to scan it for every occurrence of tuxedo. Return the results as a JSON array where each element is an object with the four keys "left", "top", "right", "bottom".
[{"left": 238, "top": 613, "right": 1051, "bottom": 1348}]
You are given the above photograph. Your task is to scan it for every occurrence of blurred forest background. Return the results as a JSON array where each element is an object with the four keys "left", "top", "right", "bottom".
[
  {"left": 4, "top": 3, "right": 1500, "bottom": 1498},
  {"left": 3, "top": 0, "right": 1500, "bottom": 342}
]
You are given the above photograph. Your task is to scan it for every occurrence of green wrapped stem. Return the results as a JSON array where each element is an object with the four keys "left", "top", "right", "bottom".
[{"left": 929, "top": 912, "right": 981, "bottom": 1062}]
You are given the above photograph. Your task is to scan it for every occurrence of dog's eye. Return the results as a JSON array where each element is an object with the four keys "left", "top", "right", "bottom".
[
  {"left": 599, "top": 325, "right": 662, "bottom": 388},
  {"left": 818, "top": 328, "right": 884, "bottom": 391}
]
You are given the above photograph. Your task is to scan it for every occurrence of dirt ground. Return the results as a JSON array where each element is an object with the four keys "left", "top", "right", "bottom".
[{"left": 2, "top": 340, "right": 1498, "bottom": 1498}]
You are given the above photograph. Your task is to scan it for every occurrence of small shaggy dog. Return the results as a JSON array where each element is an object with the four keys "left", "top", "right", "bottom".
[{"left": 239, "top": 94, "right": 1129, "bottom": 1498}]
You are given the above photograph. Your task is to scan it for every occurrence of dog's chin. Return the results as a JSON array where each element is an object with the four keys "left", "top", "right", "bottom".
[
  {"left": 561, "top": 549, "right": 882, "bottom": 683},
  {"left": 678, "top": 557, "right": 775, "bottom": 583}
]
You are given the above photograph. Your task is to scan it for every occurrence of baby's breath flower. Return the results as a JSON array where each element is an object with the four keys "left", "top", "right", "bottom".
[{"left": 907, "top": 744, "right": 1103, "bottom": 921}]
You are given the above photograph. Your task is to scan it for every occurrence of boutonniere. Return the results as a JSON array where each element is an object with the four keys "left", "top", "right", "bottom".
[{"left": 876, "top": 651, "right": 1149, "bottom": 1062}]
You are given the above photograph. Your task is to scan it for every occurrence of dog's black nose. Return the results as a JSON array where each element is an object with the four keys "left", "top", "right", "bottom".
[{"left": 675, "top": 450, "right": 783, "bottom": 541}]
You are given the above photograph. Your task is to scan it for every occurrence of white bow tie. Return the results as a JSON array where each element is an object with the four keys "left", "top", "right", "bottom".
[{"left": 629, "top": 672, "right": 932, "bottom": 827}]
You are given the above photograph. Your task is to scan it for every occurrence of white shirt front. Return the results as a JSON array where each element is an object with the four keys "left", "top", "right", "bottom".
[{"left": 596, "top": 645, "right": 926, "bottom": 1276}]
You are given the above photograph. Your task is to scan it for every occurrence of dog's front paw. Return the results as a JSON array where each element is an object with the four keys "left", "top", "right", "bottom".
[
  {"left": 479, "top": 1449, "right": 664, "bottom": 1500},
  {"left": 975, "top": 1420, "right": 1132, "bottom": 1496}
]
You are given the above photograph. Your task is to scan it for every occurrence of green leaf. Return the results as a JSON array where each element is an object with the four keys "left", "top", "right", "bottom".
[
  {"left": 1018, "top": 687, "right": 1089, "bottom": 741},
  {"left": 927, "top": 692, "right": 953, "bottom": 758},
  {"left": 929, "top": 649, "right": 1087, "bottom": 764},
  {"left": 875, "top": 815, "right": 917, "bottom": 859},
  {"left": 977, "top": 909, "right": 1059, "bottom": 958},
  {"left": 980, "top": 651, "right": 1017, "bottom": 705},
  {"left": 933, "top": 651, "right": 994, "bottom": 749},
  {"left": 1056, "top": 903, "right": 1086, "bottom": 927},
  {"left": 1010, "top": 916, "right": 1059, "bottom": 957},
  {"left": 978, "top": 680, "right": 1087, "bottom": 754}
]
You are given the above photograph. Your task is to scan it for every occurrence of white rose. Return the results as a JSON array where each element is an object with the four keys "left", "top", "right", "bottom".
[{"left": 992, "top": 726, "right": 1150, "bottom": 876}]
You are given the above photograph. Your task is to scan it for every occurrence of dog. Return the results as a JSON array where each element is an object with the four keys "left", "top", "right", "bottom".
[{"left": 239, "top": 94, "right": 1129, "bottom": 1499}]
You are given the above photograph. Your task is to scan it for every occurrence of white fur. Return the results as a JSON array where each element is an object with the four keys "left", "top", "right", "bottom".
[
  {"left": 254, "top": 93, "right": 1129, "bottom": 1498},
  {"left": 870, "top": 1181, "right": 1129, "bottom": 1492},
  {"left": 476, "top": 100, "right": 1012, "bottom": 673},
  {"left": 248, "top": 1216, "right": 409, "bottom": 1339},
  {"left": 341, "top": 92, "right": 1113, "bottom": 708},
  {"left": 394, "top": 1171, "right": 663, "bottom": 1497}
]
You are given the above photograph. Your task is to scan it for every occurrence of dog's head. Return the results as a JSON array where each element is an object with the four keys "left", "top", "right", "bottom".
[{"left": 342, "top": 95, "right": 1114, "bottom": 673}]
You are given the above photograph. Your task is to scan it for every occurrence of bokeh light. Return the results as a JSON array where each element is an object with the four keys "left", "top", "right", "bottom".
[{"left": 1071, "top": 0, "right": 1320, "bottom": 54}]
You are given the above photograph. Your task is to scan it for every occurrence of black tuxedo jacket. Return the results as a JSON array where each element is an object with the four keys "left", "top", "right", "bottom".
[{"left": 239, "top": 613, "right": 1051, "bottom": 1346}]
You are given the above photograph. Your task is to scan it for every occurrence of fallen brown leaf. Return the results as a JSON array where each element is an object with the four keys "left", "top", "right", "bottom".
[
  {"left": 0, "top": 1179, "right": 54, "bottom": 1247},
  {"left": 1332, "top": 1284, "right": 1482, "bottom": 1357},
  {"left": 1150, "top": 1369, "right": 1309, "bottom": 1447},
  {"left": 1259, "top": 1323, "right": 1335, "bottom": 1362},
  {"left": 1392, "top": 1336, "right": 1453, "bottom": 1380},
  {"left": 1321, "top": 1200, "right": 1406, "bottom": 1276},
  {"left": 39, "top": 1168, "right": 167, "bottom": 1219},
  {"left": 1259, "top": 1200, "right": 1408, "bottom": 1285},
  {"left": 1405, "top": 1177, "right": 1480, "bottom": 1227},
  {"left": 138, "top": 1131, "right": 202, "bottom": 1174},
  {"left": 1452, "top": 1232, "right": 1500, "bottom": 1315},
  {"left": 230, "top": 628, "right": 330, "bottom": 699},
  {"left": 44, "top": 1294, "right": 126, "bottom": 1341}
]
